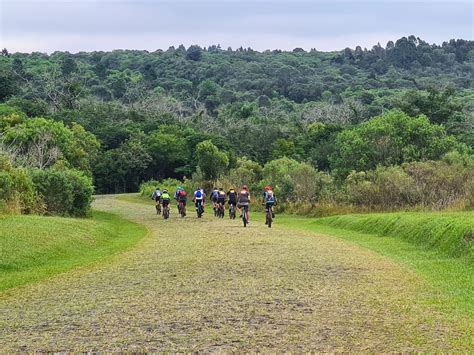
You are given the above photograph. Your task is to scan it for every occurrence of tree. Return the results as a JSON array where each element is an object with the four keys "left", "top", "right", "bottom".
[
  {"left": 196, "top": 140, "right": 229, "bottom": 181},
  {"left": 330, "top": 110, "right": 462, "bottom": 179},
  {"left": 186, "top": 45, "right": 203, "bottom": 61}
]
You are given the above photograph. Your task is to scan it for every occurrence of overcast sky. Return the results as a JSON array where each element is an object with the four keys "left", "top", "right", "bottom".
[{"left": 0, "top": 0, "right": 472, "bottom": 53}]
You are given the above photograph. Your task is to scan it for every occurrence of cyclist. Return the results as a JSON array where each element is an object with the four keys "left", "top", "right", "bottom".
[
  {"left": 174, "top": 186, "right": 188, "bottom": 215},
  {"left": 193, "top": 187, "right": 206, "bottom": 214},
  {"left": 161, "top": 189, "right": 171, "bottom": 214},
  {"left": 210, "top": 187, "right": 219, "bottom": 215},
  {"left": 237, "top": 185, "right": 251, "bottom": 223},
  {"left": 227, "top": 187, "right": 237, "bottom": 208},
  {"left": 217, "top": 187, "right": 226, "bottom": 216},
  {"left": 151, "top": 187, "right": 162, "bottom": 214},
  {"left": 264, "top": 185, "right": 277, "bottom": 223}
]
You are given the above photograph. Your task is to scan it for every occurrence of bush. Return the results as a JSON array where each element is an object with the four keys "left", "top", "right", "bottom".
[
  {"left": 343, "top": 154, "right": 474, "bottom": 211},
  {"left": 0, "top": 154, "right": 36, "bottom": 214},
  {"left": 403, "top": 157, "right": 473, "bottom": 210},
  {"left": 345, "top": 166, "right": 417, "bottom": 210},
  {"left": 30, "top": 168, "right": 94, "bottom": 217}
]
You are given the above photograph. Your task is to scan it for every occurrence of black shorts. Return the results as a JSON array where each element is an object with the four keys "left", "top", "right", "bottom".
[
  {"left": 162, "top": 200, "right": 170, "bottom": 207},
  {"left": 228, "top": 200, "right": 237, "bottom": 206},
  {"left": 217, "top": 198, "right": 225, "bottom": 204}
]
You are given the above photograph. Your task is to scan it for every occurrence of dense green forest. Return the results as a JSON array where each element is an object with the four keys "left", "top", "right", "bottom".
[{"left": 0, "top": 36, "right": 473, "bottom": 215}]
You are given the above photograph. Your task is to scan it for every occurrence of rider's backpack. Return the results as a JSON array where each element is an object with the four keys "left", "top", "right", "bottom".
[
  {"left": 179, "top": 190, "right": 187, "bottom": 198},
  {"left": 195, "top": 190, "right": 202, "bottom": 199},
  {"left": 266, "top": 190, "right": 275, "bottom": 202}
]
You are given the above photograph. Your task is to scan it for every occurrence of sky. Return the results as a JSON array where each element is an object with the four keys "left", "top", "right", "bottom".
[{"left": 0, "top": 0, "right": 473, "bottom": 53}]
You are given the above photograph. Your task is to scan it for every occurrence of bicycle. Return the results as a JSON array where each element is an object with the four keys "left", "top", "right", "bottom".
[
  {"left": 217, "top": 202, "right": 225, "bottom": 218},
  {"left": 178, "top": 201, "right": 186, "bottom": 218},
  {"left": 241, "top": 205, "right": 249, "bottom": 227},
  {"left": 155, "top": 201, "right": 161, "bottom": 215},
  {"left": 229, "top": 204, "right": 236, "bottom": 219},
  {"left": 162, "top": 203, "right": 170, "bottom": 219},
  {"left": 195, "top": 201, "right": 204, "bottom": 218},
  {"left": 265, "top": 205, "right": 273, "bottom": 228}
]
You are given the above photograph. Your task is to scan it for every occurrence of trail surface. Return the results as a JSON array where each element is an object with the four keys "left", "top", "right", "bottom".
[{"left": 0, "top": 196, "right": 471, "bottom": 351}]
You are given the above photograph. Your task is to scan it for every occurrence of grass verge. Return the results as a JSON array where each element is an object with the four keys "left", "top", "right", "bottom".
[
  {"left": 278, "top": 211, "right": 474, "bottom": 319},
  {"left": 0, "top": 210, "right": 147, "bottom": 292}
]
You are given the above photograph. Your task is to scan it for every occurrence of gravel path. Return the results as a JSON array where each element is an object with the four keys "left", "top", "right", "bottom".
[{"left": 0, "top": 196, "right": 470, "bottom": 351}]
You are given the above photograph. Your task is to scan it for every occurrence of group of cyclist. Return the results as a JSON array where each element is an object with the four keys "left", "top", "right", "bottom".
[{"left": 151, "top": 184, "right": 277, "bottom": 224}]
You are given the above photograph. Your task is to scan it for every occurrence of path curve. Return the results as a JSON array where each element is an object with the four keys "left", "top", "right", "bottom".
[{"left": 0, "top": 196, "right": 469, "bottom": 351}]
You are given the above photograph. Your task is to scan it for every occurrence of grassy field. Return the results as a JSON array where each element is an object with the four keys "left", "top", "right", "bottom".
[
  {"left": 0, "top": 208, "right": 147, "bottom": 292},
  {"left": 279, "top": 212, "right": 474, "bottom": 319}
]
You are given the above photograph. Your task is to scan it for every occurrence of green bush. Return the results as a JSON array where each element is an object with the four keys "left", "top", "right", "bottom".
[
  {"left": 30, "top": 168, "right": 94, "bottom": 217},
  {"left": 0, "top": 154, "right": 36, "bottom": 214},
  {"left": 343, "top": 155, "right": 473, "bottom": 211}
]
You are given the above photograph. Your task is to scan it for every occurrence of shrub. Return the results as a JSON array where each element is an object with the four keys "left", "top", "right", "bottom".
[
  {"left": 30, "top": 168, "right": 94, "bottom": 217},
  {"left": 345, "top": 166, "right": 417, "bottom": 209},
  {"left": 0, "top": 154, "right": 36, "bottom": 214},
  {"left": 403, "top": 157, "right": 473, "bottom": 210}
]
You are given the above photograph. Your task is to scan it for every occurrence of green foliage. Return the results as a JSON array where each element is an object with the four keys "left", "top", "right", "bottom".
[
  {"left": 330, "top": 110, "right": 462, "bottom": 178},
  {"left": 196, "top": 140, "right": 229, "bottom": 181},
  {"left": 0, "top": 156, "right": 36, "bottom": 214},
  {"left": 30, "top": 168, "right": 94, "bottom": 217},
  {"left": 1, "top": 39, "right": 473, "bottom": 200},
  {"left": 3, "top": 117, "right": 99, "bottom": 173}
]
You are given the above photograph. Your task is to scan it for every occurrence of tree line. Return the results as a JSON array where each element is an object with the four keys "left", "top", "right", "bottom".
[{"left": 0, "top": 36, "right": 473, "bottom": 215}]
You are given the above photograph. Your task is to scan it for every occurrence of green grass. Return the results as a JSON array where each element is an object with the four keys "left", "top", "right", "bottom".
[
  {"left": 0, "top": 210, "right": 147, "bottom": 292},
  {"left": 278, "top": 211, "right": 474, "bottom": 319}
]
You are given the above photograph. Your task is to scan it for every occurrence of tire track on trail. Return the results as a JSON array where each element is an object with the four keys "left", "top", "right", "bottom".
[{"left": 0, "top": 195, "right": 471, "bottom": 351}]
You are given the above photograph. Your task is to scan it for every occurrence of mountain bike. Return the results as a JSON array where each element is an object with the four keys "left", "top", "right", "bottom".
[
  {"left": 195, "top": 200, "right": 204, "bottom": 218},
  {"left": 229, "top": 204, "right": 236, "bottom": 219},
  {"left": 241, "top": 205, "right": 249, "bottom": 227},
  {"left": 217, "top": 202, "right": 225, "bottom": 218},
  {"left": 265, "top": 205, "right": 273, "bottom": 228},
  {"left": 155, "top": 201, "right": 161, "bottom": 215},
  {"left": 162, "top": 203, "right": 170, "bottom": 219},
  {"left": 178, "top": 201, "right": 186, "bottom": 218}
]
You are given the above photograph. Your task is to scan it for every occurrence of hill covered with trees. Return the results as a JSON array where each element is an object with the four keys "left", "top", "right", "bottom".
[{"left": 0, "top": 36, "right": 473, "bottom": 214}]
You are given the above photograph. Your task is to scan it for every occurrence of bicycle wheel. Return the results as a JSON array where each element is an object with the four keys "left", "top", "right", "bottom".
[
  {"left": 242, "top": 208, "right": 248, "bottom": 227},
  {"left": 266, "top": 210, "right": 272, "bottom": 228}
]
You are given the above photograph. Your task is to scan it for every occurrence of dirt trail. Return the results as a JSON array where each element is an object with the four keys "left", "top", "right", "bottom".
[{"left": 0, "top": 196, "right": 470, "bottom": 351}]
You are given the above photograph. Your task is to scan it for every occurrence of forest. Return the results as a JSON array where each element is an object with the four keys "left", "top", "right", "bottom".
[{"left": 0, "top": 36, "right": 473, "bottom": 215}]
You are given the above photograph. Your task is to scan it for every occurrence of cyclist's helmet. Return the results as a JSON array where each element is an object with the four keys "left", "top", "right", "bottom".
[
  {"left": 264, "top": 185, "right": 272, "bottom": 191},
  {"left": 163, "top": 189, "right": 168, "bottom": 193},
  {"left": 156, "top": 187, "right": 161, "bottom": 190},
  {"left": 242, "top": 185, "right": 248, "bottom": 191},
  {"left": 177, "top": 186, "right": 183, "bottom": 190}
]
